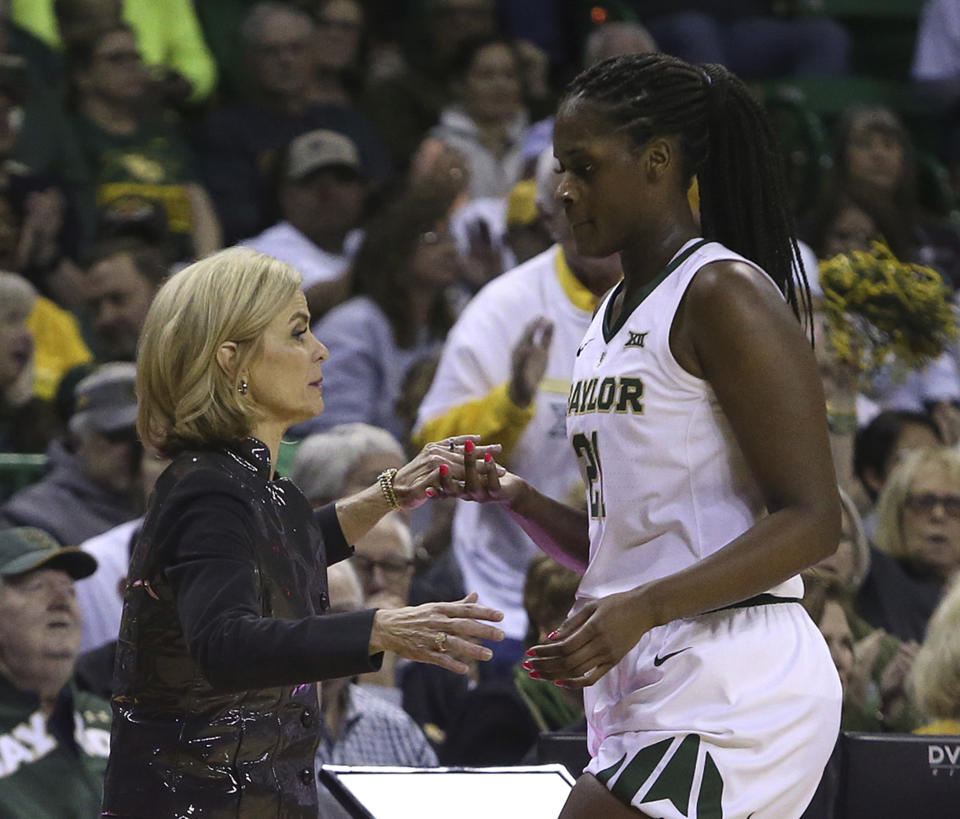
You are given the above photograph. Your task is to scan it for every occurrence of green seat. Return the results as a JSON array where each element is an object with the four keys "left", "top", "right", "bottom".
[
  {"left": 763, "top": 76, "right": 914, "bottom": 119},
  {"left": 0, "top": 453, "right": 48, "bottom": 497}
]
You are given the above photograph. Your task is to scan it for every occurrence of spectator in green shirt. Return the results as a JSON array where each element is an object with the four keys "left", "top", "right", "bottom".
[{"left": 66, "top": 23, "right": 222, "bottom": 260}]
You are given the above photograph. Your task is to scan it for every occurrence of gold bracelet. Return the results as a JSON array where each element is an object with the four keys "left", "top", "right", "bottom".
[{"left": 377, "top": 468, "right": 402, "bottom": 510}]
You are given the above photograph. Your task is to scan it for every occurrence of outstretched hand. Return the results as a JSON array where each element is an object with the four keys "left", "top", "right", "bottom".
[
  {"left": 370, "top": 592, "right": 505, "bottom": 675},
  {"left": 522, "top": 589, "right": 656, "bottom": 689}
]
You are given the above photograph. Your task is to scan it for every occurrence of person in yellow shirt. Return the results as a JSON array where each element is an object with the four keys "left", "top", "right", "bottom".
[
  {"left": 0, "top": 273, "right": 66, "bottom": 455},
  {"left": 27, "top": 293, "right": 92, "bottom": 401}
]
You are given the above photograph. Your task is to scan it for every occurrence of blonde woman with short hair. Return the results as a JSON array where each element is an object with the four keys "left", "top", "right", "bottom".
[
  {"left": 874, "top": 447, "right": 960, "bottom": 578},
  {"left": 102, "top": 247, "right": 506, "bottom": 817},
  {"left": 861, "top": 446, "right": 960, "bottom": 644}
]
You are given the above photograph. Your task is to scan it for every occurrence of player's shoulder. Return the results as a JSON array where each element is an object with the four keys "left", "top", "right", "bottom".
[{"left": 688, "top": 258, "right": 785, "bottom": 316}]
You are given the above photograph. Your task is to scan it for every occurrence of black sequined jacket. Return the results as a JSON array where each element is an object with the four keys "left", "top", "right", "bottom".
[{"left": 101, "top": 438, "right": 381, "bottom": 818}]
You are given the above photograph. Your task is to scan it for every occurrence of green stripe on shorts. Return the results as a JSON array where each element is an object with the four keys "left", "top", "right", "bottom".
[
  {"left": 642, "top": 734, "right": 700, "bottom": 813},
  {"left": 697, "top": 751, "right": 724, "bottom": 818},
  {"left": 603, "top": 735, "right": 726, "bottom": 818},
  {"left": 609, "top": 737, "right": 673, "bottom": 804}
]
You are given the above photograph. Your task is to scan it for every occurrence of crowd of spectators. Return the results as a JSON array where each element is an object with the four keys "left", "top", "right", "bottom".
[{"left": 2, "top": 0, "right": 960, "bottom": 814}]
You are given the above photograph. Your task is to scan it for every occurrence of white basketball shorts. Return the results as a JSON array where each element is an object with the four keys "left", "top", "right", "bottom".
[{"left": 581, "top": 597, "right": 841, "bottom": 819}]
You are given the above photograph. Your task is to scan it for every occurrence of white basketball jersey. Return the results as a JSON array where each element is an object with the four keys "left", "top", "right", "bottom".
[{"left": 567, "top": 238, "right": 804, "bottom": 602}]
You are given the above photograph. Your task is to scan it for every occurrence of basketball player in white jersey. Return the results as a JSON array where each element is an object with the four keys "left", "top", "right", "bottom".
[{"left": 457, "top": 53, "right": 843, "bottom": 818}]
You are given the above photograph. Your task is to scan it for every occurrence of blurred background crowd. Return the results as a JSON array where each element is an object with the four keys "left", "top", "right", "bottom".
[{"left": 2, "top": 0, "right": 960, "bottom": 814}]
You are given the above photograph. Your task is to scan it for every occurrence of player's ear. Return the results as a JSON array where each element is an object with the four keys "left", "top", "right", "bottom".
[{"left": 641, "top": 137, "right": 674, "bottom": 183}]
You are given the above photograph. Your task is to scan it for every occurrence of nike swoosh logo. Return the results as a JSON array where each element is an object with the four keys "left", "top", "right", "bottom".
[
  {"left": 576, "top": 339, "right": 591, "bottom": 357},
  {"left": 653, "top": 647, "right": 691, "bottom": 667}
]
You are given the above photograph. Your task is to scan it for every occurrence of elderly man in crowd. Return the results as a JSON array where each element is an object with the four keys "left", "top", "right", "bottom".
[
  {"left": 0, "top": 527, "right": 111, "bottom": 817},
  {"left": 292, "top": 423, "right": 469, "bottom": 751},
  {"left": 349, "top": 512, "right": 417, "bottom": 700},
  {"left": 290, "top": 422, "right": 406, "bottom": 507},
  {"left": 243, "top": 129, "right": 368, "bottom": 319},
  {"left": 0, "top": 362, "right": 141, "bottom": 544},
  {"left": 292, "top": 425, "right": 415, "bottom": 697},
  {"left": 196, "top": 1, "right": 389, "bottom": 244}
]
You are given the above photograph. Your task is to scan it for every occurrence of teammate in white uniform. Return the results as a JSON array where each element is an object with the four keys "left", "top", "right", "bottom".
[
  {"left": 414, "top": 151, "right": 621, "bottom": 661},
  {"left": 458, "top": 53, "right": 842, "bottom": 818}
]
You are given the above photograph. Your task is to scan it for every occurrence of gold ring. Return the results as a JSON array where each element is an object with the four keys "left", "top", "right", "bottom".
[{"left": 434, "top": 632, "right": 448, "bottom": 653}]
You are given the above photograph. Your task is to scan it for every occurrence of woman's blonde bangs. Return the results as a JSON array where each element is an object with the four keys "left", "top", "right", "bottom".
[{"left": 137, "top": 248, "right": 301, "bottom": 456}]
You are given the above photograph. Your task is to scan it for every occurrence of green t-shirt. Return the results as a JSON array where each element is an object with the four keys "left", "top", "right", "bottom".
[
  {"left": 0, "top": 676, "right": 111, "bottom": 818},
  {"left": 73, "top": 114, "right": 198, "bottom": 258}
]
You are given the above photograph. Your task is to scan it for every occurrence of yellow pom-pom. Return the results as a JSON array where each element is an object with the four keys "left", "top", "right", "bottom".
[{"left": 818, "top": 241, "right": 958, "bottom": 380}]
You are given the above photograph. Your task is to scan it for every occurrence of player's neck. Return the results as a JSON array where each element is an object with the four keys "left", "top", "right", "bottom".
[{"left": 620, "top": 219, "right": 699, "bottom": 296}]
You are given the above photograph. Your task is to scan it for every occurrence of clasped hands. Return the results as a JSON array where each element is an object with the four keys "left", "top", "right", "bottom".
[{"left": 391, "top": 434, "right": 517, "bottom": 508}]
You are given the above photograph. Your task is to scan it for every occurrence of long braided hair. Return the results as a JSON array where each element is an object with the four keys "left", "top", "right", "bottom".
[{"left": 561, "top": 53, "right": 812, "bottom": 331}]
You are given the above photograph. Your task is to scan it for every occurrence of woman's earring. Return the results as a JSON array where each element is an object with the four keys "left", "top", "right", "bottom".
[{"left": 238, "top": 379, "right": 248, "bottom": 395}]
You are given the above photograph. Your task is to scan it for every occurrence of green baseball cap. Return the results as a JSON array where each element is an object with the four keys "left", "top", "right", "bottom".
[{"left": 0, "top": 528, "right": 98, "bottom": 580}]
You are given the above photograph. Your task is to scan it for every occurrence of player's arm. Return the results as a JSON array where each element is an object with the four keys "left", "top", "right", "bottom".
[
  {"left": 462, "top": 457, "right": 590, "bottom": 574},
  {"left": 507, "top": 480, "right": 590, "bottom": 573}
]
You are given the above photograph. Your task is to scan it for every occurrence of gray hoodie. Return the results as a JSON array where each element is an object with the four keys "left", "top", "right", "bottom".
[{"left": 0, "top": 439, "right": 138, "bottom": 545}]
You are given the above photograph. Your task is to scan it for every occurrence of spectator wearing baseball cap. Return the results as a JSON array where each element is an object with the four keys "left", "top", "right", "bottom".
[
  {"left": 0, "top": 362, "right": 141, "bottom": 544},
  {"left": 195, "top": 3, "right": 391, "bottom": 246},
  {"left": 242, "top": 128, "right": 368, "bottom": 320},
  {"left": 0, "top": 526, "right": 111, "bottom": 819}
]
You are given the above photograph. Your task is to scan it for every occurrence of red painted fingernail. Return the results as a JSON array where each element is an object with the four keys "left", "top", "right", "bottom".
[
  {"left": 425, "top": 488, "right": 435, "bottom": 498},
  {"left": 484, "top": 452, "right": 493, "bottom": 462},
  {"left": 439, "top": 464, "right": 449, "bottom": 477},
  {"left": 529, "top": 671, "right": 541, "bottom": 680},
  {"left": 465, "top": 440, "right": 475, "bottom": 453},
  {"left": 525, "top": 649, "right": 536, "bottom": 657},
  {"left": 547, "top": 630, "right": 560, "bottom": 641},
  {"left": 521, "top": 660, "right": 533, "bottom": 670},
  {"left": 554, "top": 681, "right": 566, "bottom": 688}
]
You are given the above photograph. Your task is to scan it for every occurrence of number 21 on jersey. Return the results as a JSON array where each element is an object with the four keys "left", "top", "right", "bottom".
[{"left": 572, "top": 430, "right": 605, "bottom": 519}]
